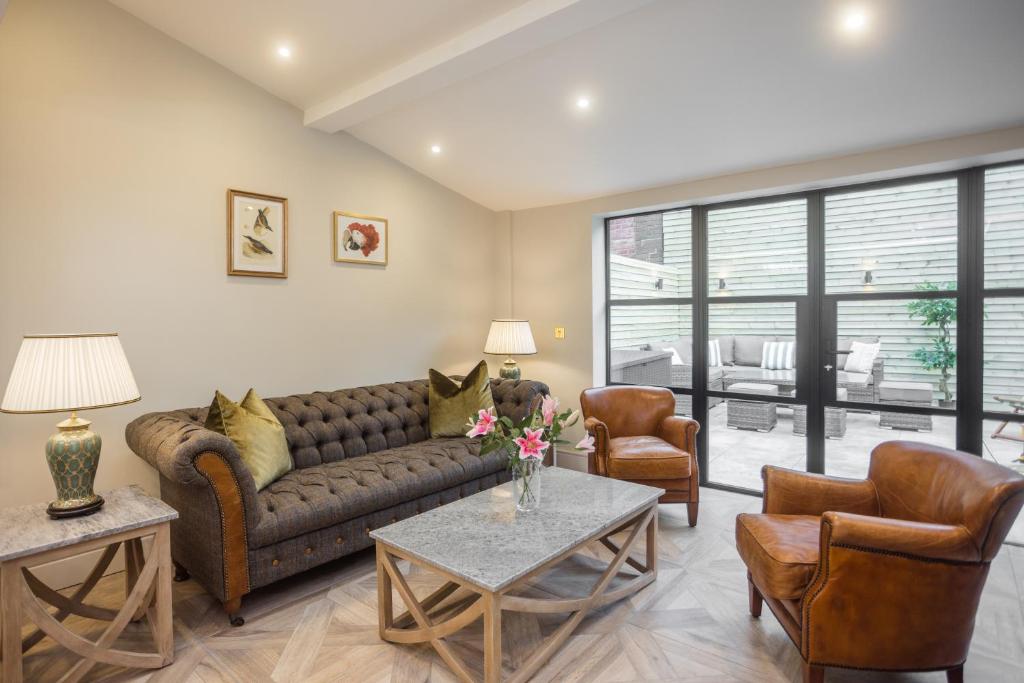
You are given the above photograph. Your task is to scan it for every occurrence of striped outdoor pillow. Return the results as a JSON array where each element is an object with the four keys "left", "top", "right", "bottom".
[
  {"left": 761, "top": 341, "right": 795, "bottom": 370},
  {"left": 708, "top": 339, "right": 723, "bottom": 367}
]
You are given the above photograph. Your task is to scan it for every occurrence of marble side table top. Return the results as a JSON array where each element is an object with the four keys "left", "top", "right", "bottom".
[
  {"left": 0, "top": 485, "right": 178, "bottom": 562},
  {"left": 371, "top": 467, "right": 663, "bottom": 592}
]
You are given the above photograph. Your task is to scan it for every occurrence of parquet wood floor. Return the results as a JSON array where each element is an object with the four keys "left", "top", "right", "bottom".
[{"left": 16, "top": 487, "right": 1024, "bottom": 682}]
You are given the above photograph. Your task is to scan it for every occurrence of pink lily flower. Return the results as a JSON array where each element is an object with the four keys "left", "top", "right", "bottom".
[
  {"left": 514, "top": 427, "right": 550, "bottom": 460},
  {"left": 466, "top": 408, "right": 498, "bottom": 438},
  {"left": 575, "top": 434, "right": 596, "bottom": 453},
  {"left": 540, "top": 395, "right": 559, "bottom": 426}
]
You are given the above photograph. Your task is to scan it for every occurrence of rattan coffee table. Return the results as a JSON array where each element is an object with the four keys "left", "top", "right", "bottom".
[{"left": 371, "top": 468, "right": 663, "bottom": 683}]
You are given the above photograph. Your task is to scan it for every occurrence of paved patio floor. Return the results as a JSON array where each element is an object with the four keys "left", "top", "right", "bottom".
[{"left": 706, "top": 401, "right": 1024, "bottom": 544}]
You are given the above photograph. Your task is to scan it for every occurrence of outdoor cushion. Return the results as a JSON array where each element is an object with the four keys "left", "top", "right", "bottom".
[
  {"left": 837, "top": 336, "right": 880, "bottom": 352},
  {"left": 728, "top": 382, "right": 779, "bottom": 396},
  {"left": 844, "top": 341, "right": 881, "bottom": 373},
  {"left": 734, "top": 336, "right": 771, "bottom": 366},
  {"left": 727, "top": 366, "right": 795, "bottom": 384},
  {"left": 251, "top": 437, "right": 502, "bottom": 548},
  {"left": 837, "top": 370, "right": 870, "bottom": 385},
  {"left": 879, "top": 381, "right": 933, "bottom": 403},
  {"left": 717, "top": 335, "right": 736, "bottom": 365},
  {"left": 667, "top": 336, "right": 693, "bottom": 364},
  {"left": 736, "top": 513, "right": 820, "bottom": 600},
  {"left": 607, "top": 436, "right": 691, "bottom": 480},
  {"left": 708, "top": 366, "right": 726, "bottom": 381}
]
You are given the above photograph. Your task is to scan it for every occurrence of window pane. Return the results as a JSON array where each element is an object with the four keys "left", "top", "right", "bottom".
[
  {"left": 825, "top": 179, "right": 957, "bottom": 293},
  {"left": 609, "top": 209, "right": 691, "bottom": 299},
  {"left": 984, "top": 297, "right": 1024, "bottom": 412},
  {"left": 708, "top": 199, "right": 806, "bottom": 296},
  {"left": 835, "top": 297, "right": 957, "bottom": 406},
  {"left": 708, "top": 302, "right": 797, "bottom": 394},
  {"left": 826, "top": 415, "right": 956, "bottom": 480},
  {"left": 985, "top": 164, "right": 1024, "bottom": 289},
  {"left": 609, "top": 305, "right": 692, "bottom": 389},
  {"left": 708, "top": 399, "right": 806, "bottom": 490}
]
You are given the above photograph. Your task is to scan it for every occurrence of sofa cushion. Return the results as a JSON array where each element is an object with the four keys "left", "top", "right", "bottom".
[
  {"left": 726, "top": 366, "right": 796, "bottom": 384},
  {"left": 428, "top": 361, "right": 493, "bottom": 437},
  {"left": 736, "top": 513, "right": 820, "bottom": 600},
  {"left": 250, "top": 437, "right": 503, "bottom": 548},
  {"left": 607, "top": 436, "right": 691, "bottom": 480},
  {"left": 716, "top": 335, "right": 736, "bottom": 365},
  {"left": 837, "top": 371, "right": 871, "bottom": 386},
  {"left": 734, "top": 336, "right": 770, "bottom": 366}
]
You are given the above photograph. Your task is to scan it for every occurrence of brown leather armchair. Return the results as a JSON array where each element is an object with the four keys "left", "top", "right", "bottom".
[
  {"left": 580, "top": 386, "right": 699, "bottom": 526},
  {"left": 735, "top": 441, "right": 1024, "bottom": 683}
]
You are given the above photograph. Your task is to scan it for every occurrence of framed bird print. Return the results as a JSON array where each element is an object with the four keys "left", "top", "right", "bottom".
[
  {"left": 227, "top": 189, "right": 288, "bottom": 278},
  {"left": 333, "top": 211, "right": 388, "bottom": 266}
]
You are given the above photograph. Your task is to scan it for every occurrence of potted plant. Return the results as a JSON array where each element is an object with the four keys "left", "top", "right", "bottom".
[
  {"left": 466, "top": 396, "right": 594, "bottom": 512},
  {"left": 907, "top": 282, "right": 957, "bottom": 408}
]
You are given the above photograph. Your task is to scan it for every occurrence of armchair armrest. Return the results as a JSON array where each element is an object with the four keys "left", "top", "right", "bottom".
[
  {"left": 822, "top": 512, "right": 978, "bottom": 562},
  {"left": 762, "top": 466, "right": 879, "bottom": 517},
  {"left": 657, "top": 415, "right": 699, "bottom": 455},
  {"left": 583, "top": 416, "right": 610, "bottom": 476}
]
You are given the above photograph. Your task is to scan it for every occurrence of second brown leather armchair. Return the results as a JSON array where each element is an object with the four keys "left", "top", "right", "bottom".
[{"left": 580, "top": 386, "right": 699, "bottom": 526}]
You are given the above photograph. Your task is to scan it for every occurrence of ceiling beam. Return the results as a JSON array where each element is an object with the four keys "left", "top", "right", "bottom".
[{"left": 303, "top": 0, "right": 656, "bottom": 133}]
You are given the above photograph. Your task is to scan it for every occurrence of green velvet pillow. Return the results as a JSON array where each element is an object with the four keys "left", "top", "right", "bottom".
[
  {"left": 205, "top": 388, "right": 293, "bottom": 491},
  {"left": 429, "top": 360, "right": 494, "bottom": 438}
]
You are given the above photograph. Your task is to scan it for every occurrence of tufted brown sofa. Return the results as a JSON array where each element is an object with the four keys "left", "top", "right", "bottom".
[{"left": 126, "top": 377, "right": 548, "bottom": 625}]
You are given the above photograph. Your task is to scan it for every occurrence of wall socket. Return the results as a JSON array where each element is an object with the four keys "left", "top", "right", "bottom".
[{"left": 554, "top": 327, "right": 565, "bottom": 339}]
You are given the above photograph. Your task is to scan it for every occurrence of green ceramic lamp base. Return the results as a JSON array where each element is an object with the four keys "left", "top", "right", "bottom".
[
  {"left": 45, "top": 413, "right": 104, "bottom": 520},
  {"left": 499, "top": 358, "right": 521, "bottom": 380}
]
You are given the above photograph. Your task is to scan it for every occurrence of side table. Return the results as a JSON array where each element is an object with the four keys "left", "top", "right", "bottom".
[{"left": 0, "top": 485, "right": 178, "bottom": 683}]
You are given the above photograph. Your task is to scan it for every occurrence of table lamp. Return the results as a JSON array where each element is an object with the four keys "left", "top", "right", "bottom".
[
  {"left": 1, "top": 333, "right": 140, "bottom": 518},
  {"left": 484, "top": 319, "right": 536, "bottom": 380}
]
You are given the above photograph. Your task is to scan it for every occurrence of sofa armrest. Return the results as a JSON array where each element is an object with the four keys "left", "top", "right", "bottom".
[
  {"left": 822, "top": 511, "right": 978, "bottom": 562},
  {"left": 657, "top": 415, "right": 699, "bottom": 455},
  {"left": 762, "top": 466, "right": 879, "bottom": 517},
  {"left": 583, "top": 416, "right": 610, "bottom": 476}
]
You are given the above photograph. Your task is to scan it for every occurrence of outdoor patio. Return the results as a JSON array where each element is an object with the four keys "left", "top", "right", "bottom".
[{"left": 705, "top": 401, "right": 1024, "bottom": 544}]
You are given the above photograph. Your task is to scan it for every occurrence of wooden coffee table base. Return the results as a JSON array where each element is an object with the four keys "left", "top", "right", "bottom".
[{"left": 376, "top": 503, "right": 657, "bottom": 683}]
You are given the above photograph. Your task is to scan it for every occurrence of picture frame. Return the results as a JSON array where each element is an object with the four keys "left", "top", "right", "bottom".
[
  {"left": 227, "top": 189, "right": 288, "bottom": 278},
  {"left": 333, "top": 211, "right": 388, "bottom": 266}
]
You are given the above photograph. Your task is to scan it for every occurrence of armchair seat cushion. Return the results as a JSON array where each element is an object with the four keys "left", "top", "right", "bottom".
[
  {"left": 607, "top": 436, "right": 691, "bottom": 480},
  {"left": 736, "top": 513, "right": 820, "bottom": 600},
  {"left": 251, "top": 438, "right": 503, "bottom": 548}
]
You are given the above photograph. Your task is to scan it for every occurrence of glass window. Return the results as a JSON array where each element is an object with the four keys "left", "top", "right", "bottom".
[
  {"left": 708, "top": 302, "right": 797, "bottom": 393},
  {"left": 984, "top": 165, "right": 1024, "bottom": 289},
  {"left": 825, "top": 179, "right": 957, "bottom": 293},
  {"left": 609, "top": 305, "right": 692, "bottom": 389},
  {"left": 609, "top": 209, "right": 691, "bottom": 299},
  {"left": 983, "top": 297, "right": 1024, "bottom": 412},
  {"left": 708, "top": 199, "right": 806, "bottom": 296},
  {"left": 708, "top": 399, "right": 806, "bottom": 490}
]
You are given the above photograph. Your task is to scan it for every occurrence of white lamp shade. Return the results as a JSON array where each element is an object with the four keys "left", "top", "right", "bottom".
[
  {"left": 1, "top": 334, "right": 140, "bottom": 413},
  {"left": 484, "top": 319, "right": 537, "bottom": 356}
]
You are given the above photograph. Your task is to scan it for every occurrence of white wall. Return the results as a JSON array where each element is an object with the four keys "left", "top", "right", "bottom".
[
  {"left": 0, "top": 0, "right": 502, "bottom": 583},
  {"left": 509, "top": 126, "right": 1024, "bottom": 443}
]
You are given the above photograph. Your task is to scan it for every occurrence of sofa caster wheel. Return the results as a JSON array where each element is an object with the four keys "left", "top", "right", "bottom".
[
  {"left": 230, "top": 615, "right": 245, "bottom": 627},
  {"left": 173, "top": 564, "right": 190, "bottom": 582}
]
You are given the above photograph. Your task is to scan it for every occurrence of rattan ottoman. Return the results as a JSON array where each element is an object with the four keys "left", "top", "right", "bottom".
[
  {"left": 727, "top": 383, "right": 778, "bottom": 432},
  {"left": 879, "top": 380, "right": 933, "bottom": 431},
  {"left": 792, "top": 389, "right": 847, "bottom": 438}
]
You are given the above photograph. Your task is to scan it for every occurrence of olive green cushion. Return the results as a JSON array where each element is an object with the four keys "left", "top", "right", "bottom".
[
  {"left": 429, "top": 360, "right": 494, "bottom": 438},
  {"left": 205, "top": 389, "right": 293, "bottom": 491}
]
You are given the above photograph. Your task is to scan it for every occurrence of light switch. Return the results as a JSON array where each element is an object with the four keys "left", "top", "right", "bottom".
[{"left": 554, "top": 327, "right": 565, "bottom": 339}]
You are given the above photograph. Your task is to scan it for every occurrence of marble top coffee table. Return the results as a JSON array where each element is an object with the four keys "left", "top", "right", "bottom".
[{"left": 371, "top": 467, "right": 663, "bottom": 683}]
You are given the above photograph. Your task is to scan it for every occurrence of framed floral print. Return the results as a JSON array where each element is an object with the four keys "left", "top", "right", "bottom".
[
  {"left": 333, "top": 211, "right": 388, "bottom": 266},
  {"left": 227, "top": 189, "right": 288, "bottom": 278}
]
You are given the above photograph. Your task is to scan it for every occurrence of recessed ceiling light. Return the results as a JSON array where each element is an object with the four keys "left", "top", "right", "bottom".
[
  {"left": 576, "top": 96, "right": 591, "bottom": 110},
  {"left": 430, "top": 144, "right": 442, "bottom": 155},
  {"left": 840, "top": 6, "right": 869, "bottom": 34},
  {"left": 277, "top": 45, "right": 292, "bottom": 59}
]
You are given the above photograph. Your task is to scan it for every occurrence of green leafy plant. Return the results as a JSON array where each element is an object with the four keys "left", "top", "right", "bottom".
[{"left": 907, "top": 282, "right": 957, "bottom": 405}]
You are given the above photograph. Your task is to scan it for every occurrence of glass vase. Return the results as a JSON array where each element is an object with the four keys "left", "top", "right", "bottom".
[{"left": 512, "top": 459, "right": 543, "bottom": 512}]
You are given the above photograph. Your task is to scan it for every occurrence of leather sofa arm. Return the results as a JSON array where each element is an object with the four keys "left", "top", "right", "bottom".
[
  {"left": 822, "top": 511, "right": 979, "bottom": 562},
  {"left": 657, "top": 415, "right": 699, "bottom": 455},
  {"left": 762, "top": 466, "right": 879, "bottom": 517},
  {"left": 126, "top": 411, "right": 261, "bottom": 527},
  {"left": 583, "top": 416, "right": 610, "bottom": 476}
]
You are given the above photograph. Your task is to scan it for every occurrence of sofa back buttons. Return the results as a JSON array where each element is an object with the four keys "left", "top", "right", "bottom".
[
  {"left": 272, "top": 559, "right": 280, "bottom": 566},
  {"left": 335, "top": 537, "right": 343, "bottom": 545},
  {"left": 304, "top": 547, "right": 313, "bottom": 555}
]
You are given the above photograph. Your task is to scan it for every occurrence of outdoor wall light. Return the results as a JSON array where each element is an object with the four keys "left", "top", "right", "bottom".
[
  {"left": 654, "top": 277, "right": 664, "bottom": 290},
  {"left": 718, "top": 278, "right": 727, "bottom": 290},
  {"left": 863, "top": 269, "right": 873, "bottom": 285}
]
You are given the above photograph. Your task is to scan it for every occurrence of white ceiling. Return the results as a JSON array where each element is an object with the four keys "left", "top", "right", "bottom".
[{"left": 112, "top": 0, "right": 1024, "bottom": 211}]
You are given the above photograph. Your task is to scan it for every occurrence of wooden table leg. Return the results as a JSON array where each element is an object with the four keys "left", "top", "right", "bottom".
[
  {"left": 153, "top": 523, "right": 174, "bottom": 665},
  {"left": 483, "top": 591, "right": 502, "bottom": 683},
  {"left": 2, "top": 560, "right": 25, "bottom": 683},
  {"left": 646, "top": 503, "right": 658, "bottom": 575},
  {"left": 376, "top": 544, "right": 393, "bottom": 639}
]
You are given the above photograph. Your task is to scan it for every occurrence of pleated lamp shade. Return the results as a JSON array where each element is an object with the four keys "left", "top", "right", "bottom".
[
  {"left": 484, "top": 319, "right": 537, "bottom": 356},
  {"left": 1, "top": 334, "right": 140, "bottom": 413}
]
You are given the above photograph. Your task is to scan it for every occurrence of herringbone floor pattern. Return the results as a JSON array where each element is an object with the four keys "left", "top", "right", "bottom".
[{"left": 18, "top": 487, "right": 1024, "bottom": 682}]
